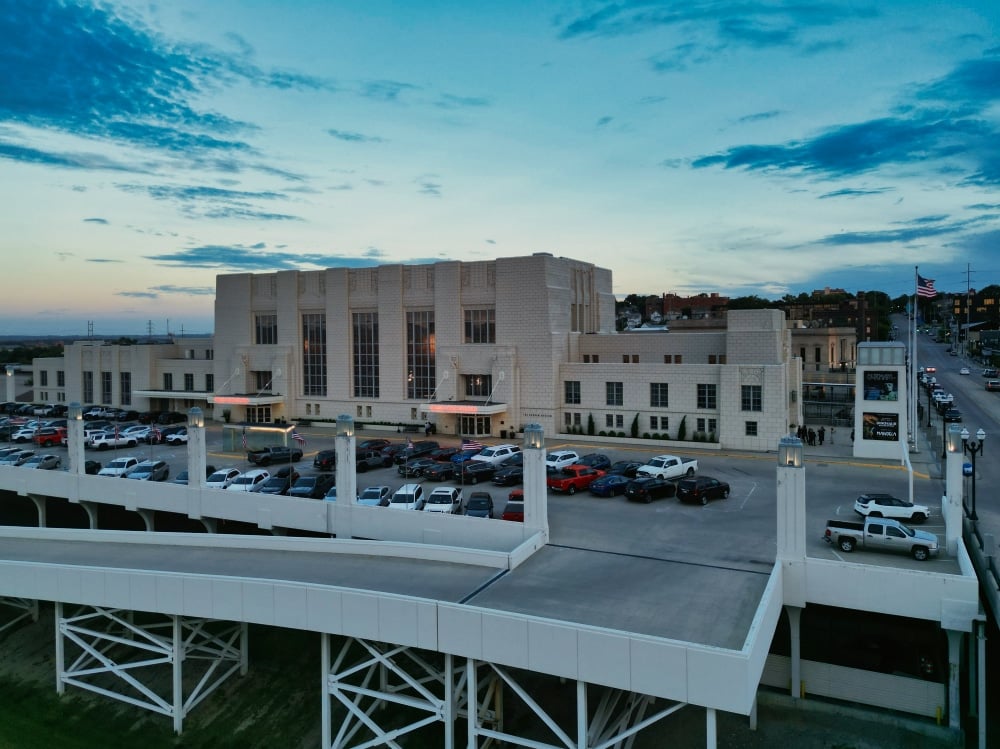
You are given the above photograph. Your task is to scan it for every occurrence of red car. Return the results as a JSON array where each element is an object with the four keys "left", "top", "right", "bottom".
[{"left": 501, "top": 491, "right": 524, "bottom": 522}]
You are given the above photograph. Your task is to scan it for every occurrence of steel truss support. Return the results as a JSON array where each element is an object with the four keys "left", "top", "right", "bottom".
[
  {"left": 320, "top": 634, "right": 691, "bottom": 749},
  {"left": 54, "top": 603, "right": 248, "bottom": 733},
  {"left": 0, "top": 596, "right": 38, "bottom": 634}
]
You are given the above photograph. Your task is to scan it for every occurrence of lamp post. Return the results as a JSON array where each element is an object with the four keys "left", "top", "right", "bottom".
[
  {"left": 961, "top": 427, "right": 985, "bottom": 521},
  {"left": 941, "top": 405, "right": 948, "bottom": 459},
  {"left": 926, "top": 385, "right": 933, "bottom": 428},
  {"left": 522, "top": 423, "right": 547, "bottom": 533}
]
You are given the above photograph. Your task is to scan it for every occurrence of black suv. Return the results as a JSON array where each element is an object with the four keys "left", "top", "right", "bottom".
[
  {"left": 625, "top": 476, "right": 676, "bottom": 503},
  {"left": 393, "top": 440, "right": 440, "bottom": 465}
]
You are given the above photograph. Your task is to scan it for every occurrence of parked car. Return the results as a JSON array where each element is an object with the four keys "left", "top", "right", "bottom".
[
  {"left": 397, "top": 457, "right": 438, "bottom": 478},
  {"left": 165, "top": 428, "right": 189, "bottom": 444},
  {"left": 313, "top": 449, "right": 337, "bottom": 471},
  {"left": 424, "top": 486, "right": 463, "bottom": 514},
  {"left": 853, "top": 493, "right": 929, "bottom": 523},
  {"left": 206, "top": 467, "right": 242, "bottom": 489},
  {"left": 32, "top": 427, "right": 66, "bottom": 448},
  {"left": 97, "top": 456, "right": 140, "bottom": 477},
  {"left": 287, "top": 474, "right": 336, "bottom": 499},
  {"left": 84, "top": 460, "right": 102, "bottom": 475},
  {"left": 428, "top": 446, "right": 461, "bottom": 462},
  {"left": 226, "top": 468, "right": 270, "bottom": 492},
  {"left": 492, "top": 465, "right": 523, "bottom": 486},
  {"left": 985, "top": 380, "right": 1000, "bottom": 392},
  {"left": 943, "top": 408, "right": 963, "bottom": 423},
  {"left": 624, "top": 476, "right": 676, "bottom": 503},
  {"left": 171, "top": 470, "right": 190, "bottom": 486},
  {"left": 464, "top": 492, "right": 495, "bottom": 518},
  {"left": 0, "top": 450, "right": 35, "bottom": 466},
  {"left": 357, "top": 485, "right": 391, "bottom": 507},
  {"left": 323, "top": 485, "right": 337, "bottom": 501},
  {"left": 449, "top": 447, "right": 483, "bottom": 465},
  {"left": 576, "top": 453, "right": 612, "bottom": 471},
  {"left": 459, "top": 460, "right": 496, "bottom": 485},
  {"left": 256, "top": 466, "right": 300, "bottom": 495},
  {"left": 606, "top": 461, "right": 643, "bottom": 478},
  {"left": 587, "top": 473, "right": 631, "bottom": 497},
  {"left": 358, "top": 438, "right": 391, "bottom": 452},
  {"left": 157, "top": 411, "right": 186, "bottom": 425},
  {"left": 422, "top": 461, "right": 457, "bottom": 481},
  {"left": 12, "top": 426, "right": 37, "bottom": 443},
  {"left": 676, "top": 476, "right": 731, "bottom": 505},
  {"left": 125, "top": 460, "right": 170, "bottom": 482},
  {"left": 388, "top": 483, "right": 425, "bottom": 511},
  {"left": 379, "top": 442, "right": 410, "bottom": 467},
  {"left": 499, "top": 452, "right": 524, "bottom": 468},
  {"left": 21, "top": 453, "right": 61, "bottom": 470},
  {"left": 545, "top": 450, "right": 580, "bottom": 473},
  {"left": 392, "top": 440, "right": 440, "bottom": 465},
  {"left": 501, "top": 498, "right": 525, "bottom": 522},
  {"left": 470, "top": 444, "right": 521, "bottom": 467}
]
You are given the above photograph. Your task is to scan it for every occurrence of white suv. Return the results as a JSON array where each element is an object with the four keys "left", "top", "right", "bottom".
[
  {"left": 226, "top": 469, "right": 270, "bottom": 492},
  {"left": 388, "top": 483, "right": 425, "bottom": 510},
  {"left": 470, "top": 444, "right": 521, "bottom": 467},
  {"left": 424, "top": 486, "right": 463, "bottom": 514},
  {"left": 98, "top": 456, "right": 139, "bottom": 477},
  {"left": 545, "top": 450, "right": 580, "bottom": 472}
]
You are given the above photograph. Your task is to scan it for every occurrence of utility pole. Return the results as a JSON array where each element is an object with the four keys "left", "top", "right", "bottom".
[{"left": 966, "top": 263, "right": 971, "bottom": 359}]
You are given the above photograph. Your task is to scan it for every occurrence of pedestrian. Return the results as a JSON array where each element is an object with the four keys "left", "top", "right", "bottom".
[
  {"left": 808, "top": 428, "right": 816, "bottom": 446},
  {"left": 818, "top": 426, "right": 825, "bottom": 445},
  {"left": 830, "top": 426, "right": 836, "bottom": 444},
  {"left": 850, "top": 429, "right": 855, "bottom": 443},
  {"left": 424, "top": 420, "right": 432, "bottom": 437}
]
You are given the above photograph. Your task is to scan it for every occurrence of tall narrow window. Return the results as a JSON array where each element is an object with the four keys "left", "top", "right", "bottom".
[
  {"left": 406, "top": 311, "right": 435, "bottom": 399},
  {"left": 353, "top": 312, "right": 380, "bottom": 398},
  {"left": 184, "top": 373, "right": 194, "bottom": 391},
  {"left": 205, "top": 373, "right": 214, "bottom": 393},
  {"left": 606, "top": 381, "right": 623, "bottom": 406},
  {"left": 255, "top": 313, "right": 277, "bottom": 344},
  {"left": 741, "top": 385, "right": 762, "bottom": 412},
  {"left": 101, "top": 372, "right": 112, "bottom": 404},
  {"left": 464, "top": 375, "right": 492, "bottom": 398},
  {"left": 57, "top": 370, "right": 65, "bottom": 387},
  {"left": 82, "top": 372, "right": 93, "bottom": 403},
  {"left": 119, "top": 372, "right": 131, "bottom": 405},
  {"left": 650, "top": 383, "right": 668, "bottom": 408},
  {"left": 564, "top": 381, "right": 581, "bottom": 404},
  {"left": 464, "top": 309, "right": 495, "bottom": 343},
  {"left": 697, "top": 383, "right": 717, "bottom": 409},
  {"left": 302, "top": 313, "right": 327, "bottom": 396},
  {"left": 163, "top": 373, "right": 173, "bottom": 391}
]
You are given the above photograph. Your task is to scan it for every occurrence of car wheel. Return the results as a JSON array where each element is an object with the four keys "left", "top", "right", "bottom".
[
  {"left": 911, "top": 512, "right": 927, "bottom": 523},
  {"left": 686, "top": 467, "right": 695, "bottom": 477},
  {"left": 700, "top": 495, "right": 707, "bottom": 506},
  {"left": 644, "top": 496, "right": 651, "bottom": 504},
  {"left": 98, "top": 444, "right": 108, "bottom": 451},
  {"left": 838, "top": 537, "right": 856, "bottom": 553},
  {"left": 912, "top": 546, "right": 929, "bottom": 561},
  {"left": 568, "top": 485, "right": 576, "bottom": 495},
  {"left": 128, "top": 440, "right": 137, "bottom": 447},
  {"left": 471, "top": 476, "right": 478, "bottom": 484}
]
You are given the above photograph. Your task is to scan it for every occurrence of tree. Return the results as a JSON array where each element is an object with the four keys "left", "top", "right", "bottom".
[
  {"left": 587, "top": 413, "right": 595, "bottom": 436},
  {"left": 677, "top": 415, "right": 688, "bottom": 441},
  {"left": 630, "top": 413, "right": 639, "bottom": 438}
]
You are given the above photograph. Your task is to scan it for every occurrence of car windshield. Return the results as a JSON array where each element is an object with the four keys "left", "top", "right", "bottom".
[
  {"left": 208, "top": 472, "right": 229, "bottom": 482},
  {"left": 467, "top": 499, "right": 489, "bottom": 509},
  {"left": 108, "top": 460, "right": 130, "bottom": 469},
  {"left": 232, "top": 476, "right": 253, "bottom": 485},
  {"left": 428, "top": 495, "right": 452, "bottom": 504},
  {"left": 391, "top": 493, "right": 415, "bottom": 504},
  {"left": 360, "top": 488, "right": 383, "bottom": 499},
  {"left": 897, "top": 522, "right": 916, "bottom": 537}
]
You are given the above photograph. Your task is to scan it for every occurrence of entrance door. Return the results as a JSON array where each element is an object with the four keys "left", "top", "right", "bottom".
[{"left": 458, "top": 415, "right": 491, "bottom": 437}]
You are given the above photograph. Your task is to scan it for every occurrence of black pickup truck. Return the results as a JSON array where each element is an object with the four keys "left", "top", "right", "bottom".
[{"left": 247, "top": 445, "right": 303, "bottom": 466}]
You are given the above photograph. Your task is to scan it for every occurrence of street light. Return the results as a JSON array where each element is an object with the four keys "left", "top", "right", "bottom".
[
  {"left": 961, "top": 427, "right": 986, "bottom": 521},
  {"left": 941, "top": 405, "right": 948, "bottom": 459}
]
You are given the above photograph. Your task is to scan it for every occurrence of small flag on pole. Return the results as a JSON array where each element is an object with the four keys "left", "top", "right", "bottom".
[
  {"left": 461, "top": 438, "right": 484, "bottom": 451},
  {"left": 151, "top": 425, "right": 162, "bottom": 443},
  {"left": 292, "top": 430, "right": 306, "bottom": 446},
  {"left": 917, "top": 274, "right": 937, "bottom": 298}
]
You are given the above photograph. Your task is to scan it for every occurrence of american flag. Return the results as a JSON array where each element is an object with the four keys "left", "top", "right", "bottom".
[
  {"left": 461, "top": 438, "right": 484, "bottom": 451},
  {"left": 291, "top": 430, "right": 306, "bottom": 446},
  {"left": 917, "top": 274, "right": 937, "bottom": 299},
  {"left": 151, "top": 426, "right": 162, "bottom": 442}
]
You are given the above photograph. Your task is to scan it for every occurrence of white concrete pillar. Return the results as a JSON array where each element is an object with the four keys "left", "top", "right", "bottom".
[
  {"left": 522, "top": 424, "right": 548, "bottom": 536},
  {"left": 786, "top": 605, "right": 803, "bottom": 699},
  {"left": 944, "top": 425, "right": 964, "bottom": 556},
  {"left": 4, "top": 365, "right": 15, "bottom": 404},
  {"left": 67, "top": 402, "right": 86, "bottom": 475},
  {"left": 186, "top": 407, "right": 207, "bottom": 488},
  {"left": 776, "top": 437, "right": 806, "bottom": 561},
  {"left": 333, "top": 415, "right": 356, "bottom": 539},
  {"left": 705, "top": 707, "right": 717, "bottom": 749},
  {"left": 947, "top": 628, "right": 962, "bottom": 731}
]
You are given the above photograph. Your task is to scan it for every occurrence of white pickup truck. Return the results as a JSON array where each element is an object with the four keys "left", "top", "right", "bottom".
[{"left": 637, "top": 454, "right": 698, "bottom": 480}]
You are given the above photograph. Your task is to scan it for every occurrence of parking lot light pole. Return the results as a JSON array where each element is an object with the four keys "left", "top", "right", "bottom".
[
  {"left": 926, "top": 387, "right": 933, "bottom": 428},
  {"left": 5, "top": 365, "right": 15, "bottom": 405},
  {"left": 961, "top": 427, "right": 985, "bottom": 522},
  {"left": 941, "top": 406, "right": 948, "bottom": 459},
  {"left": 334, "top": 415, "right": 356, "bottom": 538}
]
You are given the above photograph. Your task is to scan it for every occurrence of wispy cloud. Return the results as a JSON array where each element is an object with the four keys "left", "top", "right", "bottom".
[
  {"left": 117, "top": 290, "right": 158, "bottom": 299},
  {"left": 327, "top": 128, "right": 384, "bottom": 143},
  {"left": 359, "top": 80, "right": 417, "bottom": 102},
  {"left": 434, "top": 93, "right": 491, "bottom": 109},
  {"left": 596, "top": 116, "right": 613, "bottom": 128},
  {"left": 818, "top": 187, "right": 892, "bottom": 199},
  {"left": 118, "top": 183, "right": 301, "bottom": 221},
  {"left": 145, "top": 244, "right": 373, "bottom": 271},
  {"left": 83, "top": 217, "right": 109, "bottom": 224},
  {"left": 86, "top": 258, "right": 124, "bottom": 264},
  {"left": 814, "top": 214, "right": 991, "bottom": 246},
  {"left": 736, "top": 110, "right": 782, "bottom": 125}
]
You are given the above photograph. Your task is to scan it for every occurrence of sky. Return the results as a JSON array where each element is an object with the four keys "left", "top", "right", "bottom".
[{"left": 1, "top": 0, "right": 999, "bottom": 336}]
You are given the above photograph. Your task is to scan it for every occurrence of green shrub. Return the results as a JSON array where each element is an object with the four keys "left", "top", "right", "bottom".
[
  {"left": 677, "top": 416, "right": 688, "bottom": 441},
  {"left": 630, "top": 414, "right": 639, "bottom": 438},
  {"left": 587, "top": 414, "right": 595, "bottom": 436}
]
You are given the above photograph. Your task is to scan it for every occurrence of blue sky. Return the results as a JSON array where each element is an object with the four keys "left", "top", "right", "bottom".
[{"left": 1, "top": 0, "right": 999, "bottom": 336}]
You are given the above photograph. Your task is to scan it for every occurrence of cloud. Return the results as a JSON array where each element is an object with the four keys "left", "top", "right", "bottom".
[
  {"left": 596, "top": 116, "right": 613, "bottom": 128},
  {"left": 0, "top": 140, "right": 145, "bottom": 171},
  {"left": 86, "top": 258, "right": 124, "bottom": 264},
  {"left": 118, "top": 183, "right": 301, "bottom": 221},
  {"left": 359, "top": 80, "right": 417, "bottom": 101},
  {"left": 818, "top": 187, "right": 892, "bottom": 199},
  {"left": 83, "top": 217, "right": 109, "bottom": 224},
  {"left": 150, "top": 284, "right": 215, "bottom": 296},
  {"left": 434, "top": 93, "right": 491, "bottom": 109},
  {"left": 117, "top": 290, "right": 158, "bottom": 299},
  {"left": 327, "top": 128, "right": 384, "bottom": 143},
  {"left": 814, "top": 214, "right": 989, "bottom": 246},
  {"left": 144, "top": 244, "right": 381, "bottom": 271},
  {"left": 736, "top": 110, "right": 783, "bottom": 125},
  {"left": 417, "top": 179, "right": 442, "bottom": 197}
]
